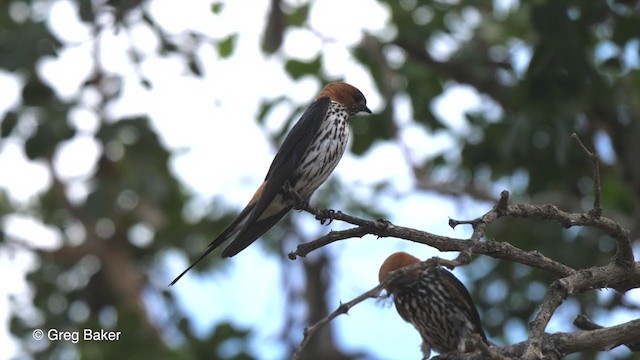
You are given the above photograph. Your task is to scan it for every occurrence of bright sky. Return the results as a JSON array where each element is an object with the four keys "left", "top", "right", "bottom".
[{"left": 1, "top": 0, "right": 639, "bottom": 359}]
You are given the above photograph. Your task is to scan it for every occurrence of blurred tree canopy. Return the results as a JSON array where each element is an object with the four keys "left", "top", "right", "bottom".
[{"left": 1, "top": 0, "right": 639, "bottom": 359}]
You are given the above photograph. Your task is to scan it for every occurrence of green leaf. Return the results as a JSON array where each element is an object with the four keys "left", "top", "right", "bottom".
[
  {"left": 0, "top": 111, "right": 18, "bottom": 138},
  {"left": 284, "top": 56, "right": 322, "bottom": 80},
  {"left": 25, "top": 118, "right": 75, "bottom": 160},
  {"left": 286, "top": 4, "right": 310, "bottom": 27},
  {"left": 256, "top": 96, "right": 286, "bottom": 125},
  {"left": 211, "top": 2, "right": 224, "bottom": 14},
  {"left": 78, "top": 0, "right": 95, "bottom": 22},
  {"left": 350, "top": 111, "right": 393, "bottom": 155},
  {"left": 217, "top": 34, "right": 237, "bottom": 58}
]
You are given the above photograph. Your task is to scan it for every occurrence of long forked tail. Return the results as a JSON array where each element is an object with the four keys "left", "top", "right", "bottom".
[
  {"left": 168, "top": 228, "right": 239, "bottom": 286},
  {"left": 170, "top": 206, "right": 291, "bottom": 285},
  {"left": 169, "top": 204, "right": 256, "bottom": 286},
  {"left": 169, "top": 245, "right": 217, "bottom": 286}
]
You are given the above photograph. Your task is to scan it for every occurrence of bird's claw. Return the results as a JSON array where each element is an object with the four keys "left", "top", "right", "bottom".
[
  {"left": 316, "top": 209, "right": 336, "bottom": 225},
  {"left": 283, "top": 181, "right": 308, "bottom": 210}
]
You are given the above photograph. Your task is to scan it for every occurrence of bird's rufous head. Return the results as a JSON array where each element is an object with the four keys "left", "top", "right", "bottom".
[
  {"left": 378, "top": 252, "right": 422, "bottom": 284},
  {"left": 317, "top": 82, "right": 372, "bottom": 116}
]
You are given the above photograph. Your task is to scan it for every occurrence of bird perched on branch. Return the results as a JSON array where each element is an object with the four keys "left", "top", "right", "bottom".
[
  {"left": 170, "top": 82, "right": 371, "bottom": 285},
  {"left": 378, "top": 252, "right": 488, "bottom": 359}
]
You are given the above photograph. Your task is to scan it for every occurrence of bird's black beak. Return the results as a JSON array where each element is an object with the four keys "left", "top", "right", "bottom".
[{"left": 363, "top": 106, "right": 372, "bottom": 114}]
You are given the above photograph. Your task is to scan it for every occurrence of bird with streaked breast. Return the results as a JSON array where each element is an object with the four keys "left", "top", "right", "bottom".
[
  {"left": 170, "top": 82, "right": 371, "bottom": 285},
  {"left": 379, "top": 252, "right": 488, "bottom": 359}
]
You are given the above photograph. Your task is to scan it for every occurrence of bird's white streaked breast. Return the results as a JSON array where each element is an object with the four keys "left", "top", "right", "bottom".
[{"left": 293, "top": 102, "right": 350, "bottom": 197}]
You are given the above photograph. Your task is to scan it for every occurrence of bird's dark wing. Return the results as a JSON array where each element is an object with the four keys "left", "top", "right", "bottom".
[
  {"left": 435, "top": 267, "right": 488, "bottom": 342},
  {"left": 222, "top": 97, "right": 331, "bottom": 254},
  {"left": 221, "top": 206, "right": 290, "bottom": 257},
  {"left": 262, "top": 97, "right": 331, "bottom": 182}
]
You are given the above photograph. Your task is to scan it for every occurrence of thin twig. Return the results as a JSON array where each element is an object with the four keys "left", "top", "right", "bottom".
[
  {"left": 573, "top": 314, "right": 602, "bottom": 331},
  {"left": 570, "top": 133, "right": 602, "bottom": 217},
  {"left": 570, "top": 133, "right": 634, "bottom": 268}
]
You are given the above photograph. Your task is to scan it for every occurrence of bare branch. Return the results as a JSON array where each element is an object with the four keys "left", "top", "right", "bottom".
[
  {"left": 574, "top": 314, "right": 640, "bottom": 351},
  {"left": 522, "top": 262, "right": 640, "bottom": 359},
  {"left": 440, "top": 318, "right": 640, "bottom": 359},
  {"left": 290, "top": 194, "right": 576, "bottom": 278},
  {"left": 287, "top": 196, "right": 638, "bottom": 358},
  {"left": 286, "top": 138, "right": 639, "bottom": 359},
  {"left": 512, "top": 318, "right": 640, "bottom": 358},
  {"left": 505, "top": 203, "right": 634, "bottom": 269}
]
